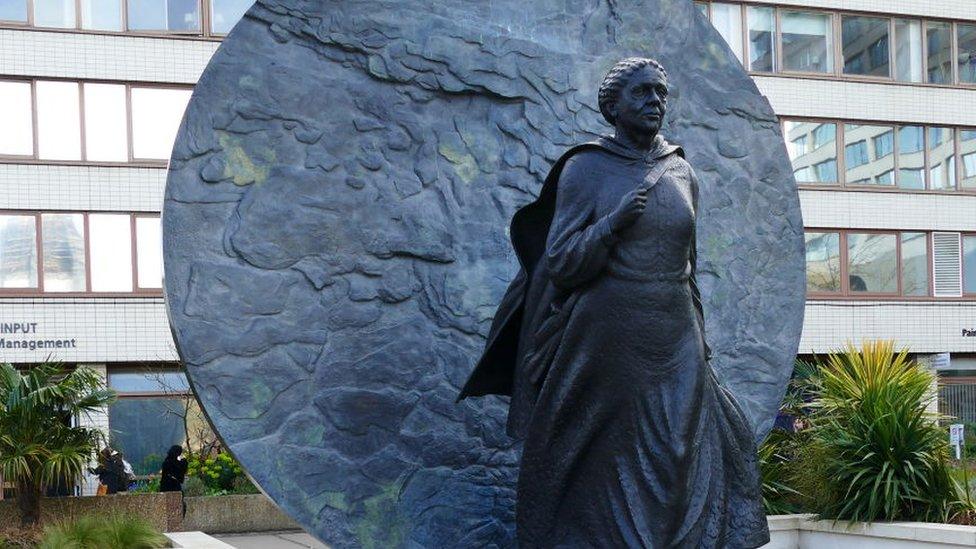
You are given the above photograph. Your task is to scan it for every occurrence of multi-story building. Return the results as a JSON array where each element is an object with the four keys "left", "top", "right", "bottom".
[{"left": 0, "top": 0, "right": 973, "bottom": 494}]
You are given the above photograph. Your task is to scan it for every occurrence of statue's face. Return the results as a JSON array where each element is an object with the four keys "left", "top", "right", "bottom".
[{"left": 612, "top": 65, "right": 669, "bottom": 137}]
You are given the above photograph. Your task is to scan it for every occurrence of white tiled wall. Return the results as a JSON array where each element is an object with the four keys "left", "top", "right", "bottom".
[
  {"left": 76, "top": 363, "right": 108, "bottom": 496},
  {"left": 799, "top": 190, "right": 976, "bottom": 232},
  {"left": 756, "top": 76, "right": 976, "bottom": 127},
  {"left": 739, "top": 0, "right": 976, "bottom": 21},
  {"left": 801, "top": 301, "right": 976, "bottom": 353},
  {"left": 0, "top": 298, "right": 176, "bottom": 363},
  {"left": 0, "top": 164, "right": 165, "bottom": 212},
  {"left": 0, "top": 29, "right": 218, "bottom": 84}
]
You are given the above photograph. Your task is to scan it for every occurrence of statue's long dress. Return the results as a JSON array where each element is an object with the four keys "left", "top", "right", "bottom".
[{"left": 516, "top": 138, "right": 769, "bottom": 548}]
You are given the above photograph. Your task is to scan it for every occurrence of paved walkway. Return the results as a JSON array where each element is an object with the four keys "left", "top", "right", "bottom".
[{"left": 215, "top": 531, "right": 328, "bottom": 548}]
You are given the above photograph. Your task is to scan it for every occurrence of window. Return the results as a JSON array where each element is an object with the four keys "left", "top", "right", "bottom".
[
  {"left": 847, "top": 233, "right": 898, "bottom": 293},
  {"left": 805, "top": 232, "right": 841, "bottom": 293},
  {"left": 0, "top": 0, "right": 28, "bottom": 22},
  {"left": 842, "top": 16, "right": 890, "bottom": 77},
  {"left": 89, "top": 214, "right": 132, "bottom": 292},
  {"left": 136, "top": 217, "right": 163, "bottom": 289},
  {"left": 35, "top": 81, "right": 82, "bottom": 161},
  {"left": 960, "top": 24, "right": 976, "bottom": 84},
  {"left": 898, "top": 125, "right": 926, "bottom": 189},
  {"left": 845, "top": 124, "right": 894, "bottom": 185},
  {"left": 33, "top": 0, "right": 75, "bottom": 28},
  {"left": 710, "top": 3, "right": 743, "bottom": 63},
  {"left": 126, "top": 0, "right": 199, "bottom": 32},
  {"left": 83, "top": 83, "right": 128, "bottom": 162},
  {"left": 0, "top": 81, "right": 33, "bottom": 156},
  {"left": 782, "top": 11, "right": 833, "bottom": 73},
  {"left": 130, "top": 87, "right": 192, "bottom": 160},
  {"left": 963, "top": 130, "right": 976, "bottom": 189},
  {"left": 0, "top": 215, "right": 37, "bottom": 289},
  {"left": 41, "top": 214, "right": 85, "bottom": 292},
  {"left": 108, "top": 369, "right": 197, "bottom": 476},
  {"left": 966, "top": 235, "right": 976, "bottom": 294},
  {"left": 81, "top": 0, "right": 123, "bottom": 31},
  {"left": 747, "top": 6, "right": 775, "bottom": 72},
  {"left": 210, "top": 0, "right": 250, "bottom": 35},
  {"left": 785, "top": 121, "right": 837, "bottom": 184},
  {"left": 928, "top": 127, "right": 956, "bottom": 190},
  {"left": 894, "top": 19, "right": 923, "bottom": 83},
  {"left": 927, "top": 22, "right": 953, "bottom": 84},
  {"left": 901, "top": 232, "right": 929, "bottom": 296}
]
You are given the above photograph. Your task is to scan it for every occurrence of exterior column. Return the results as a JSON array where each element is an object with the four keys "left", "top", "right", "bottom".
[{"left": 76, "top": 363, "right": 110, "bottom": 497}]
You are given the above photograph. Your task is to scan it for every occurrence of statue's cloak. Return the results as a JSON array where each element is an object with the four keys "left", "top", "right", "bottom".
[{"left": 457, "top": 136, "right": 707, "bottom": 438}]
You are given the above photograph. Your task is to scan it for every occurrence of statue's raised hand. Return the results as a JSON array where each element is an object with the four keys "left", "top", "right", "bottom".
[{"left": 609, "top": 186, "right": 649, "bottom": 233}]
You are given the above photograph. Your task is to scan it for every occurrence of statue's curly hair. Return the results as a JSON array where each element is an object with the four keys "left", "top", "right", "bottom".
[{"left": 598, "top": 57, "right": 669, "bottom": 125}]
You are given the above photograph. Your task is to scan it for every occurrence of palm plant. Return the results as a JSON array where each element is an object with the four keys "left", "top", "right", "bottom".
[
  {"left": 0, "top": 362, "right": 116, "bottom": 526},
  {"left": 812, "top": 341, "right": 955, "bottom": 522}
]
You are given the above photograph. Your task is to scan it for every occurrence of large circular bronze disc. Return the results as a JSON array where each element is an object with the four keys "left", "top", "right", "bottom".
[{"left": 163, "top": 0, "right": 805, "bottom": 546}]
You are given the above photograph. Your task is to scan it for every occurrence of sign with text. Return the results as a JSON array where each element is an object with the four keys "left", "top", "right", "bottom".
[{"left": 0, "top": 321, "right": 77, "bottom": 353}]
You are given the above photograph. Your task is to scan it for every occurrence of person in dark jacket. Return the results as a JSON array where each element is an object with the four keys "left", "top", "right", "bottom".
[
  {"left": 91, "top": 447, "right": 129, "bottom": 494},
  {"left": 159, "top": 445, "right": 188, "bottom": 492}
]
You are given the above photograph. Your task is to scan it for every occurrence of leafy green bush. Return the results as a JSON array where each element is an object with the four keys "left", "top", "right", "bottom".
[
  {"left": 811, "top": 341, "right": 954, "bottom": 522},
  {"left": 38, "top": 515, "right": 168, "bottom": 549},
  {"left": 129, "top": 476, "right": 161, "bottom": 493},
  {"left": 186, "top": 451, "right": 249, "bottom": 494}
]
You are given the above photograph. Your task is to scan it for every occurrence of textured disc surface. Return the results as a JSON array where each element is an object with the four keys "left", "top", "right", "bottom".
[{"left": 163, "top": 0, "right": 805, "bottom": 546}]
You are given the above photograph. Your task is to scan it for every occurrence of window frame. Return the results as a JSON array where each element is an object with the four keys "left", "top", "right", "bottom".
[
  {"left": 806, "top": 228, "right": 942, "bottom": 300},
  {"left": 695, "top": 1, "right": 976, "bottom": 89},
  {"left": 0, "top": 77, "right": 192, "bottom": 167},
  {"left": 0, "top": 0, "right": 242, "bottom": 37},
  {"left": 0, "top": 209, "right": 163, "bottom": 297},
  {"left": 964, "top": 233, "right": 976, "bottom": 296},
  {"left": 785, "top": 116, "right": 973, "bottom": 195}
]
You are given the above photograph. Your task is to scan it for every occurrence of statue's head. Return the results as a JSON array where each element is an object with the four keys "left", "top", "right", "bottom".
[{"left": 598, "top": 57, "right": 669, "bottom": 139}]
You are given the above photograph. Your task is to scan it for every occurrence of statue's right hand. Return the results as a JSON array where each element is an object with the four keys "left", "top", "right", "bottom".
[{"left": 609, "top": 187, "right": 648, "bottom": 233}]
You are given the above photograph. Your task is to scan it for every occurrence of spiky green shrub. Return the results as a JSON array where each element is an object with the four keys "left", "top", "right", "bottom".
[
  {"left": 38, "top": 514, "right": 168, "bottom": 549},
  {"left": 812, "top": 341, "right": 954, "bottom": 522}
]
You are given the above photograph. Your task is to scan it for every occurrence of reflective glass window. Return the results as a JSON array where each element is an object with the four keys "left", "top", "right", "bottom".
[
  {"left": 926, "top": 22, "right": 953, "bottom": 84},
  {"left": 960, "top": 24, "right": 976, "bottom": 84},
  {"left": 897, "top": 125, "right": 926, "bottom": 189},
  {"left": 34, "top": 0, "right": 75, "bottom": 27},
  {"left": 0, "top": 81, "right": 34, "bottom": 156},
  {"left": 928, "top": 127, "right": 956, "bottom": 190},
  {"left": 0, "top": 215, "right": 37, "bottom": 289},
  {"left": 109, "top": 398, "right": 186, "bottom": 476},
  {"left": 211, "top": 0, "right": 250, "bottom": 34},
  {"left": 805, "top": 232, "right": 841, "bottom": 293},
  {"left": 126, "top": 0, "right": 198, "bottom": 31},
  {"left": 845, "top": 124, "right": 894, "bottom": 185},
  {"left": 136, "top": 217, "right": 162, "bottom": 289},
  {"left": 35, "top": 81, "right": 82, "bottom": 161},
  {"left": 747, "top": 6, "right": 775, "bottom": 72},
  {"left": 83, "top": 83, "right": 128, "bottom": 162},
  {"left": 847, "top": 233, "right": 897, "bottom": 293},
  {"left": 842, "top": 16, "right": 890, "bottom": 77},
  {"left": 81, "top": 0, "right": 122, "bottom": 31},
  {"left": 89, "top": 214, "right": 132, "bottom": 292},
  {"left": 901, "top": 232, "right": 929, "bottom": 296},
  {"left": 42, "top": 214, "right": 85, "bottom": 292},
  {"left": 786, "top": 121, "right": 837, "bottom": 184},
  {"left": 962, "top": 130, "right": 976, "bottom": 190},
  {"left": 965, "top": 235, "right": 976, "bottom": 294},
  {"left": 782, "top": 11, "right": 834, "bottom": 73},
  {"left": 109, "top": 370, "right": 190, "bottom": 393},
  {"left": 130, "top": 87, "right": 192, "bottom": 160},
  {"left": 895, "top": 19, "right": 923, "bottom": 83},
  {"left": 0, "top": 0, "right": 28, "bottom": 22},
  {"left": 711, "top": 3, "right": 743, "bottom": 63}
]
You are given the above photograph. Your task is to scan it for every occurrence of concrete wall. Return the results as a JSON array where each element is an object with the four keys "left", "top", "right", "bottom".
[
  {"left": 764, "top": 514, "right": 976, "bottom": 548},
  {"left": 0, "top": 492, "right": 182, "bottom": 533},
  {"left": 182, "top": 494, "right": 300, "bottom": 534}
]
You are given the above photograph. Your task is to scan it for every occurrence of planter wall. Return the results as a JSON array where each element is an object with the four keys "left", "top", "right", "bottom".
[
  {"left": 0, "top": 492, "right": 182, "bottom": 533},
  {"left": 181, "top": 494, "right": 300, "bottom": 534},
  {"left": 765, "top": 514, "right": 976, "bottom": 548}
]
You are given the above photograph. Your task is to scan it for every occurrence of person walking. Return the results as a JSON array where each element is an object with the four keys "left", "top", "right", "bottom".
[{"left": 159, "top": 445, "right": 189, "bottom": 492}]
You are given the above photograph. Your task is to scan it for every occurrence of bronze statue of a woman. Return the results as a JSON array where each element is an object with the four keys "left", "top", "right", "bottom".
[{"left": 458, "top": 58, "right": 770, "bottom": 548}]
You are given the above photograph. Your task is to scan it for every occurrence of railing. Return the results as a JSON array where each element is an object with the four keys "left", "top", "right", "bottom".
[{"left": 938, "top": 380, "right": 976, "bottom": 423}]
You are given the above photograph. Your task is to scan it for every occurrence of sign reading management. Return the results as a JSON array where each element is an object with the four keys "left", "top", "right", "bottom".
[{"left": 0, "top": 322, "right": 77, "bottom": 351}]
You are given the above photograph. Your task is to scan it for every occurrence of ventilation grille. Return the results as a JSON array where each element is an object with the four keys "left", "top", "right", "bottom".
[{"left": 932, "top": 232, "right": 962, "bottom": 297}]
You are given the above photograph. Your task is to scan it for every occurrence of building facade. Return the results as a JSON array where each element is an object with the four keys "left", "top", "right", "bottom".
[{"left": 0, "top": 0, "right": 974, "bottom": 492}]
